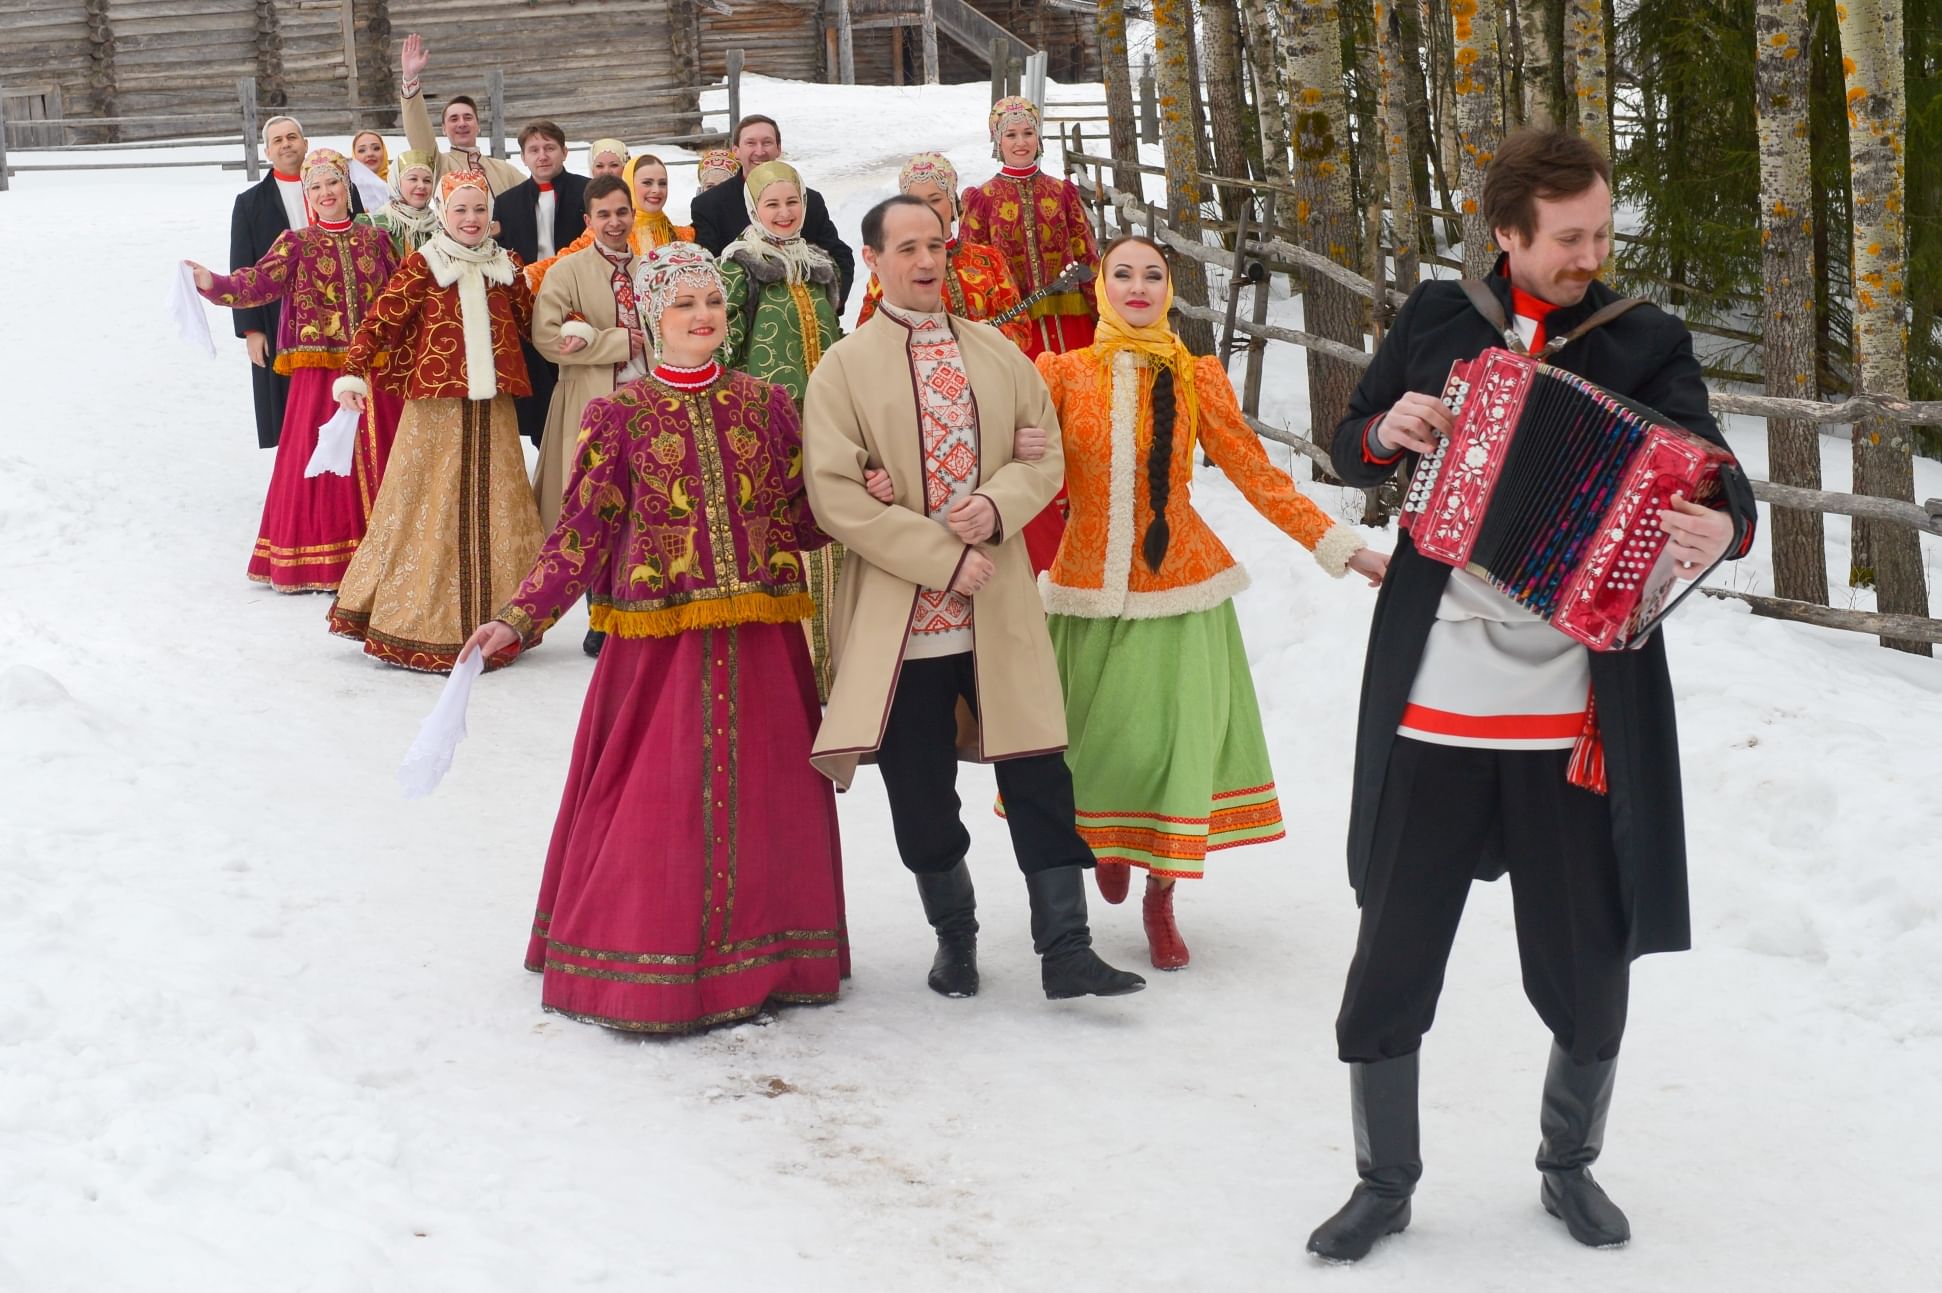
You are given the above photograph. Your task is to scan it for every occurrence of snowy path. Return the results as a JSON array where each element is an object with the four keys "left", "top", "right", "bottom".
[{"left": 3, "top": 77, "right": 1939, "bottom": 1291}]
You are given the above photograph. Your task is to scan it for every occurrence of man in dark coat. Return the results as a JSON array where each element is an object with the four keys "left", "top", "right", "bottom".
[
  {"left": 1305, "top": 128, "right": 1758, "bottom": 1265},
  {"left": 492, "top": 120, "right": 587, "bottom": 446},
  {"left": 690, "top": 113, "right": 855, "bottom": 309},
  {"left": 228, "top": 114, "right": 365, "bottom": 448}
]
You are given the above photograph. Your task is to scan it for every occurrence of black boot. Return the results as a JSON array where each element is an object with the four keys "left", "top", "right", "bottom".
[
  {"left": 1307, "top": 1053, "right": 1421, "bottom": 1264},
  {"left": 1536, "top": 1043, "right": 1631, "bottom": 1248},
  {"left": 582, "top": 629, "right": 606, "bottom": 657},
  {"left": 1025, "top": 867, "right": 1145, "bottom": 999},
  {"left": 913, "top": 861, "right": 979, "bottom": 998}
]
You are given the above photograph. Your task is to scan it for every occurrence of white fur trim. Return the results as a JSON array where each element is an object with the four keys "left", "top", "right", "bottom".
[
  {"left": 1074, "top": 350, "right": 1138, "bottom": 617},
  {"left": 1044, "top": 563, "right": 1252, "bottom": 621},
  {"left": 1312, "top": 524, "right": 1367, "bottom": 579},
  {"left": 559, "top": 319, "right": 600, "bottom": 347},
  {"left": 331, "top": 374, "right": 369, "bottom": 401}
]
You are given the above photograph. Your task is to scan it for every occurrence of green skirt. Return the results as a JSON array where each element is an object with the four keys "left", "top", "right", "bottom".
[{"left": 1045, "top": 602, "right": 1284, "bottom": 878}]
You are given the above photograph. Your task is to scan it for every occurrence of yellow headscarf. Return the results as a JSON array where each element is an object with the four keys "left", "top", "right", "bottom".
[
  {"left": 1092, "top": 240, "right": 1201, "bottom": 450},
  {"left": 621, "top": 154, "right": 682, "bottom": 250},
  {"left": 351, "top": 130, "right": 389, "bottom": 181}
]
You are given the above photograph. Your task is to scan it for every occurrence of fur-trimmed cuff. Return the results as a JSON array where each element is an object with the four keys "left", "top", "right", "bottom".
[
  {"left": 1312, "top": 524, "right": 1367, "bottom": 579},
  {"left": 559, "top": 320, "right": 600, "bottom": 348},
  {"left": 331, "top": 373, "right": 370, "bottom": 402}
]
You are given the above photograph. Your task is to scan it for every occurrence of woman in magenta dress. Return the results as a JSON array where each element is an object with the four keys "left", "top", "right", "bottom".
[
  {"left": 462, "top": 243, "right": 847, "bottom": 1034},
  {"left": 187, "top": 147, "right": 402, "bottom": 591}
]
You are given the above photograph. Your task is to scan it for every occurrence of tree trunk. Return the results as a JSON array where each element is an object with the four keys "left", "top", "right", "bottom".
[
  {"left": 1837, "top": 0, "right": 1930, "bottom": 652},
  {"left": 1152, "top": 0, "right": 1218, "bottom": 353},
  {"left": 1564, "top": 0, "right": 1608, "bottom": 153},
  {"left": 1284, "top": 0, "right": 1366, "bottom": 495},
  {"left": 1756, "top": 0, "right": 1828, "bottom": 607},
  {"left": 1396, "top": 0, "right": 1443, "bottom": 259},
  {"left": 1449, "top": 0, "right": 1504, "bottom": 276},
  {"left": 1096, "top": 0, "right": 1142, "bottom": 197},
  {"left": 1241, "top": 0, "right": 1292, "bottom": 191},
  {"left": 1375, "top": 0, "right": 1423, "bottom": 289},
  {"left": 1514, "top": 0, "right": 1557, "bottom": 126},
  {"left": 1203, "top": 0, "right": 1253, "bottom": 228}
]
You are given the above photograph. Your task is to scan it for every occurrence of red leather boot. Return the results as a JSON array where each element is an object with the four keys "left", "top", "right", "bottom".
[
  {"left": 1094, "top": 861, "right": 1131, "bottom": 904},
  {"left": 1142, "top": 875, "right": 1190, "bottom": 970}
]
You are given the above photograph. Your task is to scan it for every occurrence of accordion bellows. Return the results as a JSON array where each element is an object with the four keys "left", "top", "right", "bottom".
[{"left": 1400, "top": 348, "right": 1738, "bottom": 651}]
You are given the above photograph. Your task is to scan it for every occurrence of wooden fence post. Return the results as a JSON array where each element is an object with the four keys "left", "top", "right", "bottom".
[
  {"left": 922, "top": 0, "right": 939, "bottom": 84},
  {"left": 486, "top": 68, "right": 504, "bottom": 159},
  {"left": 835, "top": 0, "right": 855, "bottom": 84},
  {"left": 990, "top": 37, "right": 1007, "bottom": 103},
  {"left": 239, "top": 76, "right": 260, "bottom": 182},
  {"left": 726, "top": 48, "right": 744, "bottom": 132},
  {"left": 0, "top": 90, "right": 11, "bottom": 192},
  {"left": 1007, "top": 57, "right": 1023, "bottom": 98},
  {"left": 1138, "top": 56, "right": 1157, "bottom": 145},
  {"left": 1242, "top": 193, "right": 1277, "bottom": 418},
  {"left": 339, "top": 0, "right": 361, "bottom": 132}
]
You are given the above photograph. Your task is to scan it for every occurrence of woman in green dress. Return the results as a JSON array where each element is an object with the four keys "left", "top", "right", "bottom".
[{"left": 719, "top": 160, "right": 845, "bottom": 698}]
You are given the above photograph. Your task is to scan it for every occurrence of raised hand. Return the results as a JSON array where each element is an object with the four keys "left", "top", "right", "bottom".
[{"left": 400, "top": 32, "right": 428, "bottom": 86}]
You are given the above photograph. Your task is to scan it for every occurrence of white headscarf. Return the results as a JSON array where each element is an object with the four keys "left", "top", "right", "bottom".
[{"left": 421, "top": 172, "right": 516, "bottom": 399}]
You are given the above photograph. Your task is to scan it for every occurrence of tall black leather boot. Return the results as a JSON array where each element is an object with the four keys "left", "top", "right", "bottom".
[
  {"left": 1025, "top": 867, "right": 1145, "bottom": 999},
  {"left": 1307, "top": 1053, "right": 1421, "bottom": 1264},
  {"left": 913, "top": 861, "right": 980, "bottom": 998},
  {"left": 1536, "top": 1043, "right": 1630, "bottom": 1247}
]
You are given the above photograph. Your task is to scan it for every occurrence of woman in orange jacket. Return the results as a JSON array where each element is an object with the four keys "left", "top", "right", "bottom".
[{"left": 1033, "top": 236, "right": 1388, "bottom": 968}]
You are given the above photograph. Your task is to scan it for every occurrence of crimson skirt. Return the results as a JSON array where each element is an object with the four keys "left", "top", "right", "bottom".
[
  {"left": 247, "top": 366, "right": 400, "bottom": 592},
  {"left": 525, "top": 621, "right": 849, "bottom": 1033}
]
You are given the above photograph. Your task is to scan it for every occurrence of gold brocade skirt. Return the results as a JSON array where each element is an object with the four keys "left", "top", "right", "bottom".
[
  {"left": 803, "top": 543, "right": 843, "bottom": 703},
  {"left": 329, "top": 396, "right": 548, "bottom": 673}
]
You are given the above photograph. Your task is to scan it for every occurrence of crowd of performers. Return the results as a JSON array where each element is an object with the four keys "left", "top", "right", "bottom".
[{"left": 187, "top": 43, "right": 1753, "bottom": 1259}]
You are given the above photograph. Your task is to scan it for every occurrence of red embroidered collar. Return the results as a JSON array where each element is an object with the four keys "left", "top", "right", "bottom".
[
  {"left": 654, "top": 360, "right": 722, "bottom": 390},
  {"left": 1000, "top": 164, "right": 1039, "bottom": 180},
  {"left": 316, "top": 216, "right": 355, "bottom": 233}
]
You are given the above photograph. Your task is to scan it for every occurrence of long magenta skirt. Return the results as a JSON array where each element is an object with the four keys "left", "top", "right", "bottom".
[
  {"left": 246, "top": 366, "right": 401, "bottom": 592},
  {"left": 525, "top": 621, "right": 848, "bottom": 1033}
]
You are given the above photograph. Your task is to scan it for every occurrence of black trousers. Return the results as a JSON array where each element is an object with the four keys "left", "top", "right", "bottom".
[
  {"left": 1335, "top": 738, "right": 1631, "bottom": 1065},
  {"left": 875, "top": 653, "right": 1094, "bottom": 877}
]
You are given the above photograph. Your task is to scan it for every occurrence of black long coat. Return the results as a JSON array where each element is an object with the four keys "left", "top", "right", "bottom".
[
  {"left": 690, "top": 171, "right": 856, "bottom": 310},
  {"left": 227, "top": 176, "right": 365, "bottom": 448},
  {"left": 494, "top": 171, "right": 588, "bottom": 446},
  {"left": 1330, "top": 261, "right": 1758, "bottom": 958}
]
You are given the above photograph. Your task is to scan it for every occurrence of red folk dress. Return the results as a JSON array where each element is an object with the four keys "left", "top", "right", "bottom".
[
  {"left": 200, "top": 220, "right": 403, "bottom": 591},
  {"left": 497, "top": 365, "right": 848, "bottom": 1033},
  {"left": 959, "top": 168, "right": 1100, "bottom": 360}
]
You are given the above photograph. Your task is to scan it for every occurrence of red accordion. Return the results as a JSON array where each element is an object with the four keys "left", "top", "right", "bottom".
[{"left": 1398, "top": 348, "right": 1737, "bottom": 651}]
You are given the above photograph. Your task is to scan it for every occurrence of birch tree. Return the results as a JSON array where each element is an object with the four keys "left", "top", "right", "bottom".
[
  {"left": 1202, "top": 0, "right": 1254, "bottom": 227},
  {"left": 1450, "top": 0, "right": 1505, "bottom": 276},
  {"left": 1564, "top": 0, "right": 1608, "bottom": 152},
  {"left": 1755, "top": 0, "right": 1827, "bottom": 606},
  {"left": 1284, "top": 0, "right": 1367, "bottom": 473},
  {"left": 1095, "top": 0, "right": 1141, "bottom": 197},
  {"left": 1152, "top": 0, "right": 1217, "bottom": 353},
  {"left": 1375, "top": 0, "right": 1424, "bottom": 288},
  {"left": 1838, "top": 0, "right": 1930, "bottom": 652},
  {"left": 1513, "top": 0, "right": 1558, "bottom": 126},
  {"left": 1241, "top": 0, "right": 1293, "bottom": 191}
]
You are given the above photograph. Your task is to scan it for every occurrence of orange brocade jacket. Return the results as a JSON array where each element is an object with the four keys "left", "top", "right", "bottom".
[
  {"left": 344, "top": 249, "right": 535, "bottom": 400},
  {"left": 856, "top": 240, "right": 1035, "bottom": 350},
  {"left": 960, "top": 171, "right": 1099, "bottom": 319},
  {"left": 1035, "top": 349, "right": 1363, "bottom": 620}
]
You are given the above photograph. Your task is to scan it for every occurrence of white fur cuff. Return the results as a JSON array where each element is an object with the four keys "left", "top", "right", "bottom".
[
  {"left": 559, "top": 320, "right": 600, "bottom": 347},
  {"left": 1313, "top": 524, "right": 1367, "bottom": 579},
  {"left": 331, "top": 374, "right": 370, "bottom": 402}
]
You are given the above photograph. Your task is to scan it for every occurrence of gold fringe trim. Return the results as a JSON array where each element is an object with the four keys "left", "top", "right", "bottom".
[
  {"left": 272, "top": 350, "right": 350, "bottom": 376},
  {"left": 1029, "top": 290, "right": 1092, "bottom": 319},
  {"left": 590, "top": 590, "right": 815, "bottom": 639}
]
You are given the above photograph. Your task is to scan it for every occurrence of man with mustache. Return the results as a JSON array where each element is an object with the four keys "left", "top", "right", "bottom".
[{"left": 1305, "top": 128, "right": 1758, "bottom": 1263}]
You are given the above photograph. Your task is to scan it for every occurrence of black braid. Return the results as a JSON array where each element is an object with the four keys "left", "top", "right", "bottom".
[{"left": 1141, "top": 364, "right": 1177, "bottom": 572}]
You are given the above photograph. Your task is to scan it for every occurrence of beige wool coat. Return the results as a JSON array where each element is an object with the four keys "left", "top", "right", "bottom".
[
  {"left": 529, "top": 242, "right": 641, "bottom": 530},
  {"left": 803, "top": 310, "right": 1068, "bottom": 789}
]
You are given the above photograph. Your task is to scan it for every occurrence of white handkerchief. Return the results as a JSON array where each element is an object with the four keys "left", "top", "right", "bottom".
[
  {"left": 348, "top": 158, "right": 393, "bottom": 217},
  {"left": 306, "top": 406, "right": 361, "bottom": 478},
  {"left": 398, "top": 650, "right": 486, "bottom": 799},
  {"left": 168, "top": 262, "right": 216, "bottom": 357}
]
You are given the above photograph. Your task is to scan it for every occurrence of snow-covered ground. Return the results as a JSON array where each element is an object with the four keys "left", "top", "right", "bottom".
[{"left": 2, "top": 75, "right": 1939, "bottom": 1292}]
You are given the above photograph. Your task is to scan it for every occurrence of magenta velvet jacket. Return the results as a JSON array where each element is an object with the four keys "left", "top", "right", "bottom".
[
  {"left": 199, "top": 221, "right": 398, "bottom": 374},
  {"left": 498, "top": 368, "right": 831, "bottom": 643}
]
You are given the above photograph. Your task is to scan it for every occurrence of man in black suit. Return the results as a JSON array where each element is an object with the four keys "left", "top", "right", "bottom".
[
  {"left": 691, "top": 114, "right": 855, "bottom": 310},
  {"left": 493, "top": 119, "right": 587, "bottom": 446}
]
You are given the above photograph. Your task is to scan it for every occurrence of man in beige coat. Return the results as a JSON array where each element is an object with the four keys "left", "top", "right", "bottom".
[
  {"left": 804, "top": 195, "right": 1145, "bottom": 1002},
  {"left": 531, "top": 174, "right": 646, "bottom": 656},
  {"left": 397, "top": 32, "right": 526, "bottom": 195}
]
